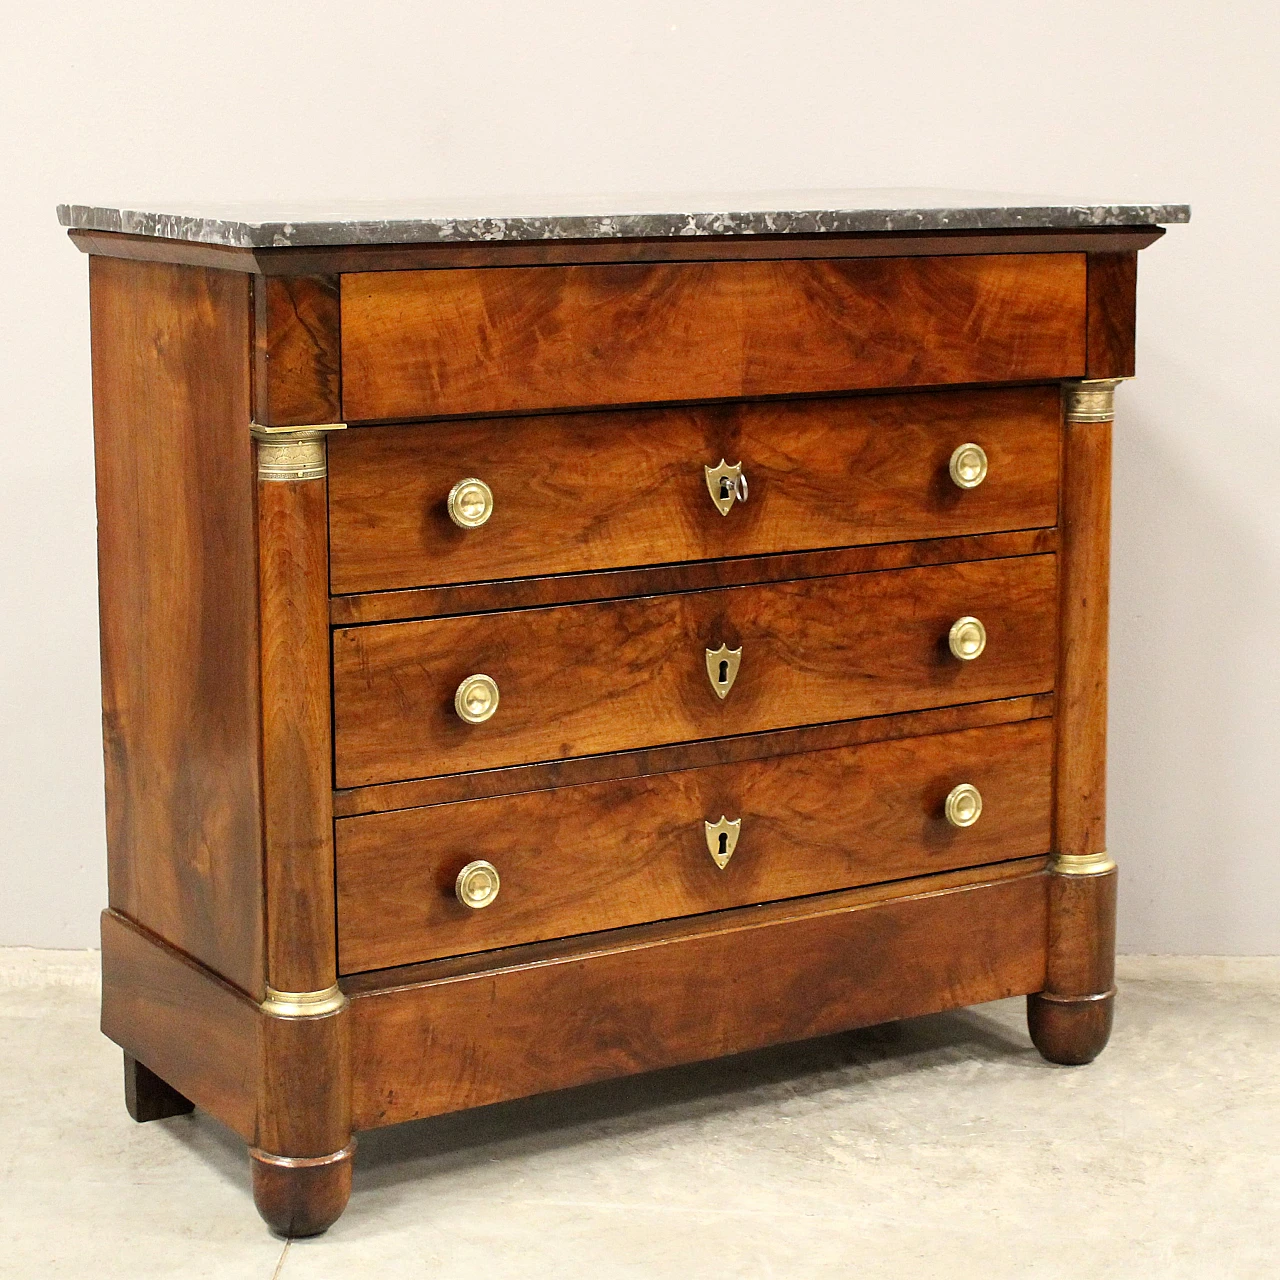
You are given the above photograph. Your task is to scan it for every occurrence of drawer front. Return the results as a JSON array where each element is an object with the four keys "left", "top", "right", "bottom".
[
  {"left": 337, "top": 718, "right": 1052, "bottom": 972},
  {"left": 349, "top": 865, "right": 1048, "bottom": 1126},
  {"left": 340, "top": 254, "right": 1086, "bottom": 421},
  {"left": 333, "top": 554, "right": 1057, "bottom": 788},
  {"left": 328, "top": 387, "right": 1060, "bottom": 595}
]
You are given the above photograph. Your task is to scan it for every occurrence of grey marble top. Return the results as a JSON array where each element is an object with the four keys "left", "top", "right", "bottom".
[{"left": 57, "top": 189, "right": 1189, "bottom": 249}]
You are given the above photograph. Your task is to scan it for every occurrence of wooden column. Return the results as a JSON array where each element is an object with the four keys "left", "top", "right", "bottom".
[
  {"left": 250, "top": 425, "right": 353, "bottom": 1236},
  {"left": 1027, "top": 379, "right": 1121, "bottom": 1065}
]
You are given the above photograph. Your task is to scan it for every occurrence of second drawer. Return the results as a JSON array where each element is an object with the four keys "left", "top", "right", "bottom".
[
  {"left": 327, "top": 386, "right": 1061, "bottom": 594},
  {"left": 333, "top": 553, "right": 1057, "bottom": 787},
  {"left": 336, "top": 717, "right": 1053, "bottom": 973}
]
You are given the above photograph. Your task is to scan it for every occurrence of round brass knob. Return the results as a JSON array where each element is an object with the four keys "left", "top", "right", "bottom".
[
  {"left": 447, "top": 478, "right": 494, "bottom": 528},
  {"left": 949, "top": 442, "right": 988, "bottom": 489},
  {"left": 456, "top": 860, "right": 501, "bottom": 908},
  {"left": 944, "top": 783, "right": 983, "bottom": 828},
  {"left": 948, "top": 616, "right": 987, "bottom": 661},
  {"left": 454, "top": 673, "right": 499, "bottom": 723}
]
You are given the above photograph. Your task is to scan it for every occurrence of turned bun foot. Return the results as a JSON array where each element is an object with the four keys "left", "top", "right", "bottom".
[
  {"left": 123, "top": 1052, "right": 194, "bottom": 1122},
  {"left": 250, "top": 1142, "right": 355, "bottom": 1237},
  {"left": 1027, "top": 990, "right": 1115, "bottom": 1065}
]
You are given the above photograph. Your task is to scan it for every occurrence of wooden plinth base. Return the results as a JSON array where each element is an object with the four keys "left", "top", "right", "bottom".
[
  {"left": 123, "top": 1053, "right": 194, "bottom": 1122},
  {"left": 1027, "top": 989, "right": 1115, "bottom": 1065}
]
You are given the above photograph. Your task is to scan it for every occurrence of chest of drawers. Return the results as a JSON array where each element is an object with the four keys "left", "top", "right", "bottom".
[{"left": 62, "top": 193, "right": 1186, "bottom": 1237}]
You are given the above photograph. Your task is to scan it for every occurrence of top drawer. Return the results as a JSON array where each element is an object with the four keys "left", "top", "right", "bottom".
[{"left": 340, "top": 254, "right": 1087, "bottom": 421}]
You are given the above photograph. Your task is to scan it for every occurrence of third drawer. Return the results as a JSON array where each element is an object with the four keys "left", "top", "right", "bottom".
[
  {"left": 332, "top": 553, "right": 1058, "bottom": 788},
  {"left": 335, "top": 717, "right": 1052, "bottom": 973}
]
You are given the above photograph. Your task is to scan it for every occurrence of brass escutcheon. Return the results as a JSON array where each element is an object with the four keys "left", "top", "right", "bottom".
[
  {"left": 944, "top": 783, "right": 983, "bottom": 828},
  {"left": 705, "top": 644, "right": 742, "bottom": 698},
  {"left": 455, "top": 674, "right": 499, "bottom": 723},
  {"left": 949, "top": 442, "right": 989, "bottom": 489},
  {"left": 704, "top": 816, "right": 741, "bottom": 869},
  {"left": 948, "top": 616, "right": 987, "bottom": 661},
  {"left": 456, "top": 860, "right": 501, "bottom": 908},
  {"left": 704, "top": 459, "right": 748, "bottom": 516},
  {"left": 447, "top": 477, "right": 494, "bottom": 528}
]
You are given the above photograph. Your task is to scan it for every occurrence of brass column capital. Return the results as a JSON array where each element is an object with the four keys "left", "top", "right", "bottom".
[
  {"left": 1063, "top": 379, "right": 1127, "bottom": 424},
  {"left": 250, "top": 422, "right": 347, "bottom": 481}
]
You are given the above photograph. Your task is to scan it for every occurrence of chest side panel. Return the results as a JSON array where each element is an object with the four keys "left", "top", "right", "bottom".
[{"left": 90, "top": 256, "right": 264, "bottom": 996}]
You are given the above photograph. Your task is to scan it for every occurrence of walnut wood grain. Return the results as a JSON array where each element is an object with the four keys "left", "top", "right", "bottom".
[
  {"left": 90, "top": 257, "right": 264, "bottom": 997},
  {"left": 1055, "top": 419, "right": 1110, "bottom": 857},
  {"left": 71, "top": 230, "right": 271, "bottom": 272},
  {"left": 1045, "top": 867, "right": 1118, "bottom": 999},
  {"left": 253, "top": 461, "right": 351, "bottom": 1178},
  {"left": 123, "top": 1053, "right": 194, "bottom": 1122},
  {"left": 334, "top": 692, "right": 1054, "bottom": 817},
  {"left": 330, "top": 528, "right": 1059, "bottom": 627},
  {"left": 69, "top": 225, "right": 1165, "bottom": 277},
  {"left": 256, "top": 1009, "right": 351, "bottom": 1159},
  {"left": 252, "top": 275, "right": 341, "bottom": 427},
  {"left": 333, "top": 554, "right": 1058, "bottom": 787},
  {"left": 1030, "top": 389, "right": 1118, "bottom": 1067},
  {"left": 337, "top": 718, "right": 1052, "bottom": 972},
  {"left": 257, "top": 475, "right": 337, "bottom": 992},
  {"left": 67, "top": 204, "right": 1174, "bottom": 1236},
  {"left": 345, "top": 855, "right": 1047, "bottom": 991},
  {"left": 1027, "top": 989, "right": 1115, "bottom": 1066},
  {"left": 347, "top": 862, "right": 1049, "bottom": 1127},
  {"left": 328, "top": 386, "right": 1061, "bottom": 595},
  {"left": 340, "top": 255, "right": 1087, "bottom": 421},
  {"left": 1086, "top": 253, "right": 1138, "bottom": 378},
  {"left": 251, "top": 1145, "right": 354, "bottom": 1238},
  {"left": 101, "top": 909, "right": 259, "bottom": 1141},
  {"left": 103, "top": 907, "right": 353, "bottom": 1164}
]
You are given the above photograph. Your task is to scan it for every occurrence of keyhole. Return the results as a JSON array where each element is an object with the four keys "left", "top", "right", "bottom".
[
  {"left": 718, "top": 832, "right": 728, "bottom": 858},
  {"left": 718, "top": 659, "right": 729, "bottom": 684},
  {"left": 720, "top": 477, "right": 733, "bottom": 499}
]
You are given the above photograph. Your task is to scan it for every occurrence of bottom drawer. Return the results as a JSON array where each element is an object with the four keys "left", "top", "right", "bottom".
[{"left": 336, "top": 717, "right": 1052, "bottom": 974}]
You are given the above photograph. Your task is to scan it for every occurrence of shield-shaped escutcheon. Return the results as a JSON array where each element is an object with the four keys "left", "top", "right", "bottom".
[
  {"left": 703, "top": 459, "right": 746, "bottom": 515},
  {"left": 705, "top": 643, "right": 742, "bottom": 699},
  {"left": 704, "top": 815, "right": 742, "bottom": 869}
]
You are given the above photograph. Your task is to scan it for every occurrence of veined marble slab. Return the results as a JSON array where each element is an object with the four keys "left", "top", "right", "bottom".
[{"left": 57, "top": 189, "right": 1189, "bottom": 249}]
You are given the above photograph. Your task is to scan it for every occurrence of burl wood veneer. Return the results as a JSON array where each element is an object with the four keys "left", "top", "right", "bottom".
[{"left": 64, "top": 192, "right": 1184, "bottom": 1236}]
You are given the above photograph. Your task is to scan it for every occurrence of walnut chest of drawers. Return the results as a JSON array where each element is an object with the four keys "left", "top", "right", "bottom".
[{"left": 61, "top": 193, "right": 1186, "bottom": 1236}]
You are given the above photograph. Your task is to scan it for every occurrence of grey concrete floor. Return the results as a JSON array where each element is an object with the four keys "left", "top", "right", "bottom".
[{"left": 1, "top": 951, "right": 1276, "bottom": 1279}]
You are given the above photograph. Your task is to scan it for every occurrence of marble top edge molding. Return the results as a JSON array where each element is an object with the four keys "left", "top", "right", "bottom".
[{"left": 57, "top": 197, "right": 1191, "bottom": 249}]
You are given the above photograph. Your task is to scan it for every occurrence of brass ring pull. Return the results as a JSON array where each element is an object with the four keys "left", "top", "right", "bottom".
[
  {"left": 704, "top": 460, "right": 747, "bottom": 516},
  {"left": 447, "top": 478, "right": 494, "bottom": 528},
  {"left": 948, "top": 616, "right": 987, "bottom": 661},
  {"left": 944, "top": 783, "right": 983, "bottom": 828},
  {"left": 949, "top": 443, "right": 988, "bottom": 489},
  {"left": 454, "top": 674, "right": 499, "bottom": 723},
  {"left": 456, "top": 860, "right": 501, "bottom": 908}
]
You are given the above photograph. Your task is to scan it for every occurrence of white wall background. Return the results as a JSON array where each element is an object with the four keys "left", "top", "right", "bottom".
[{"left": 2, "top": 1, "right": 1276, "bottom": 953}]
